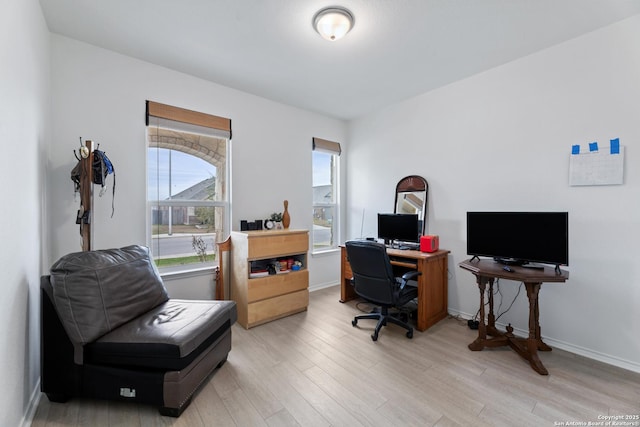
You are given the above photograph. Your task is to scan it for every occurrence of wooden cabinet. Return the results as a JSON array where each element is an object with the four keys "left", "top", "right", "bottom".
[{"left": 230, "top": 229, "right": 309, "bottom": 329}]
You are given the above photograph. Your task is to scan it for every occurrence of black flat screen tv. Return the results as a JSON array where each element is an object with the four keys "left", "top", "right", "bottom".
[
  {"left": 466, "top": 211, "right": 569, "bottom": 267},
  {"left": 378, "top": 213, "right": 419, "bottom": 245}
]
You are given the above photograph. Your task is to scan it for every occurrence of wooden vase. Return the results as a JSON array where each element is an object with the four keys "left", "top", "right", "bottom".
[{"left": 282, "top": 200, "right": 290, "bottom": 229}]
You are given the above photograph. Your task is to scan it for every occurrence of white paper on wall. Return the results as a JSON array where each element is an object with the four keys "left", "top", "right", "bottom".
[{"left": 569, "top": 140, "right": 624, "bottom": 186}]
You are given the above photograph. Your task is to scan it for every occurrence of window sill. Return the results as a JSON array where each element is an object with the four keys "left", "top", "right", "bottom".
[
  {"left": 312, "top": 247, "right": 340, "bottom": 257},
  {"left": 159, "top": 265, "right": 217, "bottom": 281}
]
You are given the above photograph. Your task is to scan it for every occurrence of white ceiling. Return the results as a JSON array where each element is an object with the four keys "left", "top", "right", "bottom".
[{"left": 39, "top": 0, "right": 640, "bottom": 120}]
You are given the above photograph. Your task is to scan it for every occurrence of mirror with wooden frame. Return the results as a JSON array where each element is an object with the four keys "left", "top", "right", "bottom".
[{"left": 394, "top": 175, "right": 428, "bottom": 236}]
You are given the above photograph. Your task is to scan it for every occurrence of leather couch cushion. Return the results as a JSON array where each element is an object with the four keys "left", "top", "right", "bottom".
[
  {"left": 50, "top": 245, "right": 169, "bottom": 345},
  {"left": 85, "top": 299, "right": 237, "bottom": 370}
]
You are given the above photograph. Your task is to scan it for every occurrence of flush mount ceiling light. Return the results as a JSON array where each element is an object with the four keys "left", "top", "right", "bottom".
[{"left": 313, "top": 7, "right": 354, "bottom": 41}]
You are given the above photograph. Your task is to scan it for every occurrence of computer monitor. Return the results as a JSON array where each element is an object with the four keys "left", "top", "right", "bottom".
[{"left": 377, "top": 213, "right": 420, "bottom": 245}]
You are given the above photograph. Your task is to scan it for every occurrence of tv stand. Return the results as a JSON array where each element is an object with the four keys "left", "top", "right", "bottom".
[
  {"left": 493, "top": 257, "right": 526, "bottom": 266},
  {"left": 522, "top": 263, "right": 545, "bottom": 270},
  {"left": 493, "top": 258, "right": 550, "bottom": 270},
  {"left": 459, "top": 259, "right": 569, "bottom": 375}
]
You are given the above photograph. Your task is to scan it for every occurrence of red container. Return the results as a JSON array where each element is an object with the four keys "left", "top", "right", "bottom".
[{"left": 420, "top": 235, "right": 439, "bottom": 253}]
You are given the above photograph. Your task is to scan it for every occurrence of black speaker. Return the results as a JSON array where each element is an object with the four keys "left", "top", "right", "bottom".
[{"left": 240, "top": 220, "right": 263, "bottom": 231}]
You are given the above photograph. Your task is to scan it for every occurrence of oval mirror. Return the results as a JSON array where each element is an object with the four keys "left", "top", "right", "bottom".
[{"left": 394, "top": 175, "right": 428, "bottom": 236}]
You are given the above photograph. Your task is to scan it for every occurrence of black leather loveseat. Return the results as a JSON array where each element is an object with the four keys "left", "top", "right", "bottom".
[{"left": 40, "top": 245, "right": 237, "bottom": 416}]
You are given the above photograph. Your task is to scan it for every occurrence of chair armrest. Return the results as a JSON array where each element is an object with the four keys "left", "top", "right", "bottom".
[{"left": 399, "top": 271, "right": 421, "bottom": 288}]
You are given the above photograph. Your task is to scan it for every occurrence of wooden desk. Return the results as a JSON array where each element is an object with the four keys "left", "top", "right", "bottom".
[
  {"left": 340, "top": 246, "right": 450, "bottom": 332},
  {"left": 459, "top": 259, "right": 569, "bottom": 375}
]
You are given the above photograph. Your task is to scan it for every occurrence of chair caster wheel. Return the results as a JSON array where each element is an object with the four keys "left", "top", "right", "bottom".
[
  {"left": 352, "top": 319, "right": 357, "bottom": 327},
  {"left": 406, "top": 330, "right": 413, "bottom": 339},
  {"left": 371, "top": 334, "right": 378, "bottom": 341}
]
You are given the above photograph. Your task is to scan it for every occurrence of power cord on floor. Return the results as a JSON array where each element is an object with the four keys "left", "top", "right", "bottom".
[
  {"left": 446, "top": 313, "right": 470, "bottom": 327},
  {"left": 464, "top": 280, "right": 524, "bottom": 329}
]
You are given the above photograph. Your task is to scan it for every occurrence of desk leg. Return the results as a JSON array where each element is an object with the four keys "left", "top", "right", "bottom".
[
  {"left": 340, "top": 278, "right": 357, "bottom": 303},
  {"left": 416, "top": 274, "right": 426, "bottom": 332},
  {"left": 525, "top": 283, "right": 549, "bottom": 375},
  {"left": 468, "top": 277, "right": 490, "bottom": 351}
]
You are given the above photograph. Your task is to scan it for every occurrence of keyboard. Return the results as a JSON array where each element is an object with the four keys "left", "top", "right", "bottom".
[{"left": 397, "top": 243, "right": 420, "bottom": 250}]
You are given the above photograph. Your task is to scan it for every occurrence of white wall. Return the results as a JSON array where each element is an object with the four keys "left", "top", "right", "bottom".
[
  {"left": 49, "top": 35, "right": 346, "bottom": 295},
  {"left": 10, "top": 10, "right": 636, "bottom": 427},
  {"left": 0, "top": 0, "right": 50, "bottom": 425},
  {"left": 348, "top": 15, "right": 640, "bottom": 372}
]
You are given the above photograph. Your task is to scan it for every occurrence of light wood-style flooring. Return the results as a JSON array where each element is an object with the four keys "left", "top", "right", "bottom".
[{"left": 32, "top": 286, "right": 640, "bottom": 426}]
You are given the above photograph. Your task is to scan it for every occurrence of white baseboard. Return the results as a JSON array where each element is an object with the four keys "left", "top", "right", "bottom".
[
  {"left": 447, "top": 308, "right": 640, "bottom": 374},
  {"left": 21, "top": 379, "right": 41, "bottom": 427},
  {"left": 309, "top": 281, "right": 340, "bottom": 292}
]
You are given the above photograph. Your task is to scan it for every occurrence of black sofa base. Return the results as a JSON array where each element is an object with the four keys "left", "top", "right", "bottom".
[
  {"left": 44, "top": 353, "right": 227, "bottom": 417},
  {"left": 45, "top": 330, "right": 230, "bottom": 417},
  {"left": 41, "top": 276, "right": 235, "bottom": 417}
]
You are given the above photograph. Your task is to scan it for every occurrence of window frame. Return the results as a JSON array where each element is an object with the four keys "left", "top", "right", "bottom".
[
  {"left": 146, "top": 101, "right": 231, "bottom": 274},
  {"left": 312, "top": 137, "right": 341, "bottom": 253}
]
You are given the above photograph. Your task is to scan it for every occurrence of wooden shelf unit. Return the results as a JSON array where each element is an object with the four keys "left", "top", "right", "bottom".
[{"left": 230, "top": 229, "right": 309, "bottom": 329}]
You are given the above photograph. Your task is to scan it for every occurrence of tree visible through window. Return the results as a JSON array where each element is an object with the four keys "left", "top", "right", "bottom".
[{"left": 146, "top": 102, "right": 230, "bottom": 272}]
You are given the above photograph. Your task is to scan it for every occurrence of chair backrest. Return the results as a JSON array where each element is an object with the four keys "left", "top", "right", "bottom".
[{"left": 345, "top": 240, "right": 396, "bottom": 306}]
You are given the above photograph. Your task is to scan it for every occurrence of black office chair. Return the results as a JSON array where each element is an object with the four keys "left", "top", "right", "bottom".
[{"left": 345, "top": 240, "right": 421, "bottom": 341}]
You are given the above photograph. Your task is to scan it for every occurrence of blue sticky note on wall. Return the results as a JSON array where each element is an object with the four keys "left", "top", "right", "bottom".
[
  {"left": 610, "top": 138, "right": 620, "bottom": 154},
  {"left": 571, "top": 145, "right": 580, "bottom": 155},
  {"left": 589, "top": 142, "right": 598, "bottom": 152}
]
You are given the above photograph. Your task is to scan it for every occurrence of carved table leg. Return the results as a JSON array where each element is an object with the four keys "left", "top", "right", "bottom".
[
  {"left": 533, "top": 286, "right": 552, "bottom": 352},
  {"left": 468, "top": 276, "right": 490, "bottom": 351},
  {"left": 525, "top": 282, "right": 549, "bottom": 375},
  {"left": 486, "top": 278, "right": 502, "bottom": 337}
]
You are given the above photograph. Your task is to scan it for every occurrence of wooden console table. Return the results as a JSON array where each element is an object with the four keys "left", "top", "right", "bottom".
[
  {"left": 340, "top": 246, "right": 450, "bottom": 332},
  {"left": 459, "top": 259, "right": 569, "bottom": 375}
]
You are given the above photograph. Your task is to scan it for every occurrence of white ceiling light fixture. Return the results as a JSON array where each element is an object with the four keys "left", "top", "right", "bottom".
[{"left": 313, "top": 6, "right": 354, "bottom": 41}]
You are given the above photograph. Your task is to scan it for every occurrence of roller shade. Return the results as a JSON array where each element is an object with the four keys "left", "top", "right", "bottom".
[{"left": 312, "top": 137, "right": 341, "bottom": 155}]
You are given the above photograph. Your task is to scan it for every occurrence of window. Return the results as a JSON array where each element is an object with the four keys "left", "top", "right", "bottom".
[
  {"left": 146, "top": 101, "right": 231, "bottom": 272},
  {"left": 312, "top": 137, "right": 341, "bottom": 252}
]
